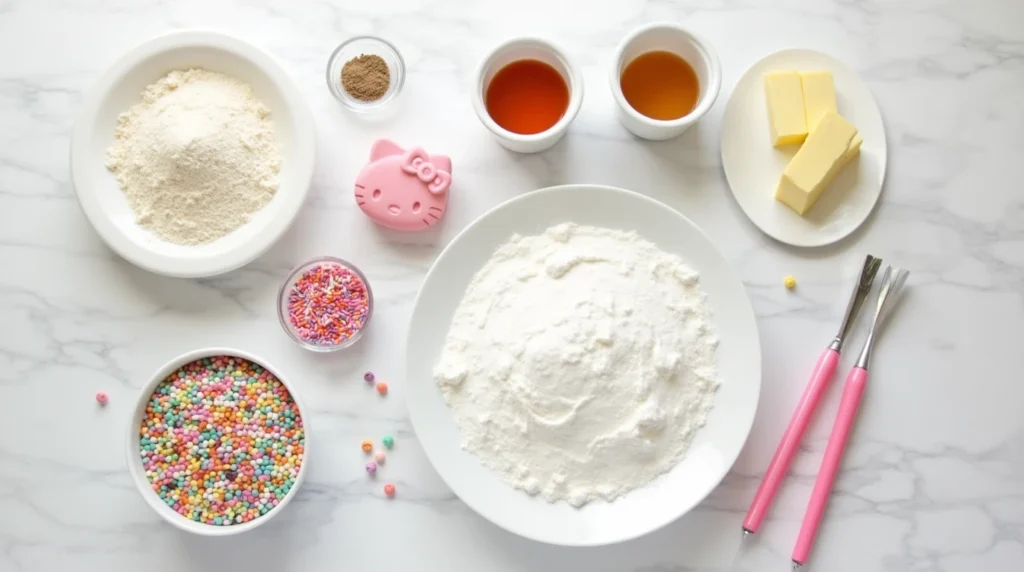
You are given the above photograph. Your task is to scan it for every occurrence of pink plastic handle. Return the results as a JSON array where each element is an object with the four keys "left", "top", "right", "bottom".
[
  {"left": 743, "top": 348, "right": 840, "bottom": 533},
  {"left": 792, "top": 366, "right": 869, "bottom": 566}
]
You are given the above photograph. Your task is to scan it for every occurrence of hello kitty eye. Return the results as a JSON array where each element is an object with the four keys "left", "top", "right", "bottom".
[
  {"left": 412, "top": 202, "right": 421, "bottom": 213},
  {"left": 372, "top": 189, "right": 381, "bottom": 200}
]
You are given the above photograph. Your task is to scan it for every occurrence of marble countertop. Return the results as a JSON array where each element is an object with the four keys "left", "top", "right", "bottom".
[{"left": 2, "top": 0, "right": 1022, "bottom": 570}]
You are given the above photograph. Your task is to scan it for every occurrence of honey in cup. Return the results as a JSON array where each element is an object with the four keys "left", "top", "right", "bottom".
[
  {"left": 485, "top": 59, "right": 570, "bottom": 135},
  {"left": 620, "top": 50, "right": 700, "bottom": 121}
]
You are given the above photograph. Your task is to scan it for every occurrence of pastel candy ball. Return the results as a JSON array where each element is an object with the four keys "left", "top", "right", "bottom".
[{"left": 138, "top": 355, "right": 304, "bottom": 526}]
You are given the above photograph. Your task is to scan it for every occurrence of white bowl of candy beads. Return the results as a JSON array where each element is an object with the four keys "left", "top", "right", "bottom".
[{"left": 125, "top": 348, "right": 309, "bottom": 535}]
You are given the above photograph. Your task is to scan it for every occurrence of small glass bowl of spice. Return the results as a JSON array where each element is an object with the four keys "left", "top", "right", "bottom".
[
  {"left": 278, "top": 257, "right": 374, "bottom": 352},
  {"left": 327, "top": 36, "right": 405, "bottom": 113}
]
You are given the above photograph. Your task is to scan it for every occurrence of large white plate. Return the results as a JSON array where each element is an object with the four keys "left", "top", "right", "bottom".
[
  {"left": 70, "top": 31, "right": 315, "bottom": 277},
  {"left": 721, "top": 49, "right": 887, "bottom": 247},
  {"left": 406, "top": 185, "right": 761, "bottom": 546}
]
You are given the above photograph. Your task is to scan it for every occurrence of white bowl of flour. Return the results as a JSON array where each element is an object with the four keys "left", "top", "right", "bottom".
[
  {"left": 71, "top": 31, "right": 314, "bottom": 277},
  {"left": 407, "top": 185, "right": 761, "bottom": 546}
]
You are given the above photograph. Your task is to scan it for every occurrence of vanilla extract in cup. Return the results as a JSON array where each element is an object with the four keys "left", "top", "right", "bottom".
[
  {"left": 473, "top": 38, "right": 584, "bottom": 153},
  {"left": 609, "top": 23, "right": 721, "bottom": 141},
  {"left": 620, "top": 50, "right": 700, "bottom": 120},
  {"left": 485, "top": 59, "right": 569, "bottom": 135}
]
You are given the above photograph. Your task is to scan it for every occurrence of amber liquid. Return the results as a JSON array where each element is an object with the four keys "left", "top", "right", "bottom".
[
  {"left": 485, "top": 59, "right": 570, "bottom": 135},
  {"left": 620, "top": 51, "right": 700, "bottom": 121}
]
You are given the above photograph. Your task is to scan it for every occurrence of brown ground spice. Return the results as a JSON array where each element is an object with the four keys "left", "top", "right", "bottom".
[{"left": 341, "top": 54, "right": 391, "bottom": 102}]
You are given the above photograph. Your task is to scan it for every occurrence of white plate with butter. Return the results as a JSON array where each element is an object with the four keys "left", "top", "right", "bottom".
[{"left": 720, "top": 49, "right": 886, "bottom": 247}]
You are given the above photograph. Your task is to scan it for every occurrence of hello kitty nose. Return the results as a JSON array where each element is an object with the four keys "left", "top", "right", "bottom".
[{"left": 388, "top": 205, "right": 401, "bottom": 215}]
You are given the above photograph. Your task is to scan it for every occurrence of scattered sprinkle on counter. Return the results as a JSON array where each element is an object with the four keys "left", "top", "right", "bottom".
[
  {"left": 138, "top": 355, "right": 304, "bottom": 526},
  {"left": 382, "top": 435, "right": 394, "bottom": 449},
  {"left": 384, "top": 483, "right": 396, "bottom": 497},
  {"left": 374, "top": 451, "right": 386, "bottom": 464},
  {"left": 286, "top": 261, "right": 370, "bottom": 347},
  {"left": 363, "top": 371, "right": 375, "bottom": 383},
  {"left": 361, "top": 439, "right": 374, "bottom": 453},
  {"left": 376, "top": 381, "right": 388, "bottom": 395},
  {"left": 784, "top": 275, "right": 797, "bottom": 289},
  {"left": 96, "top": 392, "right": 108, "bottom": 405},
  {"left": 366, "top": 462, "right": 377, "bottom": 474}
]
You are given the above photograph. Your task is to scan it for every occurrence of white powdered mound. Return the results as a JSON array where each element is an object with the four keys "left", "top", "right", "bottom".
[
  {"left": 105, "top": 69, "right": 281, "bottom": 245},
  {"left": 434, "top": 223, "right": 720, "bottom": 507}
]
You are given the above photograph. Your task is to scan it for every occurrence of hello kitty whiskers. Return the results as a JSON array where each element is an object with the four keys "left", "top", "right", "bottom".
[{"left": 355, "top": 138, "right": 452, "bottom": 231}]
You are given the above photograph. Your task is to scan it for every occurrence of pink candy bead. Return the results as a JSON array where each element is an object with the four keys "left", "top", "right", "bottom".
[{"left": 95, "top": 392, "right": 108, "bottom": 405}]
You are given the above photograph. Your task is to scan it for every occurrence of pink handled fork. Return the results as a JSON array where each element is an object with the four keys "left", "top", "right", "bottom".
[
  {"left": 792, "top": 266, "right": 909, "bottom": 569},
  {"left": 742, "top": 255, "right": 881, "bottom": 538}
]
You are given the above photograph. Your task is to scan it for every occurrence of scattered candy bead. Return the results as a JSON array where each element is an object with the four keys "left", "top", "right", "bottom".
[
  {"left": 363, "top": 371, "right": 375, "bottom": 383},
  {"left": 366, "top": 462, "right": 377, "bottom": 474},
  {"left": 784, "top": 275, "right": 797, "bottom": 289},
  {"left": 374, "top": 451, "right": 386, "bottom": 464},
  {"left": 382, "top": 435, "right": 394, "bottom": 448},
  {"left": 95, "top": 392, "right": 108, "bottom": 405},
  {"left": 138, "top": 355, "right": 304, "bottom": 526},
  {"left": 376, "top": 382, "right": 388, "bottom": 395},
  {"left": 361, "top": 440, "right": 373, "bottom": 453},
  {"left": 285, "top": 260, "right": 371, "bottom": 348},
  {"left": 384, "top": 483, "right": 396, "bottom": 497}
]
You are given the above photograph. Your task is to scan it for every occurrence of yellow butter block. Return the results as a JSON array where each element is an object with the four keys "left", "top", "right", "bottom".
[
  {"left": 764, "top": 71, "right": 807, "bottom": 147},
  {"left": 775, "top": 112, "right": 859, "bottom": 215},
  {"left": 843, "top": 134, "right": 863, "bottom": 163},
  {"left": 800, "top": 71, "right": 837, "bottom": 131}
]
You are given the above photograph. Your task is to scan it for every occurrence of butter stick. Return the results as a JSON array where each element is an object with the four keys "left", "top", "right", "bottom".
[
  {"left": 764, "top": 71, "right": 807, "bottom": 147},
  {"left": 775, "top": 112, "right": 859, "bottom": 215},
  {"left": 800, "top": 71, "right": 838, "bottom": 131}
]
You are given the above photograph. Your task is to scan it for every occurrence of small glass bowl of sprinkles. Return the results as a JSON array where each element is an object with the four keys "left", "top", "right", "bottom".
[
  {"left": 326, "top": 36, "right": 405, "bottom": 114},
  {"left": 126, "top": 349, "right": 308, "bottom": 536},
  {"left": 278, "top": 256, "right": 373, "bottom": 352}
]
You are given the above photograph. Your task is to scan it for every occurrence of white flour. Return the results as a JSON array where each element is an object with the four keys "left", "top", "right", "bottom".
[
  {"left": 106, "top": 69, "right": 281, "bottom": 245},
  {"left": 434, "top": 223, "right": 720, "bottom": 507}
]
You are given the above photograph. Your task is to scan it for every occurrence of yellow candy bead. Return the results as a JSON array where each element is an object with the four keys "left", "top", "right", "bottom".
[{"left": 784, "top": 275, "right": 797, "bottom": 289}]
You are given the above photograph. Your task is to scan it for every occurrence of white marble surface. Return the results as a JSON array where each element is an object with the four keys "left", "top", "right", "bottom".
[{"left": 1, "top": 0, "right": 1022, "bottom": 570}]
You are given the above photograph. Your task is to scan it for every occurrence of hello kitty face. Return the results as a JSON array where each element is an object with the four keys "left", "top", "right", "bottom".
[{"left": 355, "top": 139, "right": 452, "bottom": 231}]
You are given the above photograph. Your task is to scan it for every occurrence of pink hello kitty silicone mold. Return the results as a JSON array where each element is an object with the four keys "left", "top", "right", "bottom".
[{"left": 355, "top": 139, "right": 452, "bottom": 231}]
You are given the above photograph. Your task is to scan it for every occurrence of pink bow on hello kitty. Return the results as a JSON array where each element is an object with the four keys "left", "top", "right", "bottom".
[{"left": 401, "top": 148, "right": 451, "bottom": 195}]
